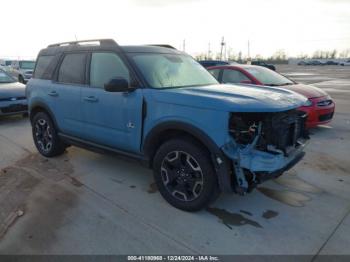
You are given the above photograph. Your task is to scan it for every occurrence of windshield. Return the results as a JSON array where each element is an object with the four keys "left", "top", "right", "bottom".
[
  {"left": 19, "top": 61, "right": 36, "bottom": 70},
  {"left": 0, "top": 70, "right": 15, "bottom": 83},
  {"left": 129, "top": 53, "right": 218, "bottom": 89},
  {"left": 246, "top": 66, "right": 294, "bottom": 86}
]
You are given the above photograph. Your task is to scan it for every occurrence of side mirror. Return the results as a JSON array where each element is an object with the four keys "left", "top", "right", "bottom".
[
  {"left": 240, "top": 80, "right": 252, "bottom": 84},
  {"left": 104, "top": 78, "right": 131, "bottom": 92}
]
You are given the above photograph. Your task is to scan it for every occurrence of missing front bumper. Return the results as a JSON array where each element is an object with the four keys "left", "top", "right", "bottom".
[{"left": 222, "top": 139, "right": 307, "bottom": 194}]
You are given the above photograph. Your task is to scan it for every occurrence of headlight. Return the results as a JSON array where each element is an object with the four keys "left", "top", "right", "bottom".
[{"left": 304, "top": 99, "right": 313, "bottom": 107}]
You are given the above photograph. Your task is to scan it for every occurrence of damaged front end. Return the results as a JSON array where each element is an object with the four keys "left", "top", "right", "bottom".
[{"left": 222, "top": 110, "right": 309, "bottom": 194}]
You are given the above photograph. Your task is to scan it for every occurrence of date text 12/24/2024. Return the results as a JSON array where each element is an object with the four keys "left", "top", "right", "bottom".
[{"left": 127, "top": 256, "right": 220, "bottom": 261}]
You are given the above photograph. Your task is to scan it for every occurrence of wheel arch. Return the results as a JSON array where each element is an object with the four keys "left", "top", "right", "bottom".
[
  {"left": 143, "top": 121, "right": 233, "bottom": 192},
  {"left": 29, "top": 102, "right": 59, "bottom": 130}
]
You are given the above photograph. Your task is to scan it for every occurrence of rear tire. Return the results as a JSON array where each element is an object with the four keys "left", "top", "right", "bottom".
[
  {"left": 31, "top": 111, "right": 66, "bottom": 157},
  {"left": 153, "top": 138, "right": 219, "bottom": 211},
  {"left": 18, "top": 75, "right": 25, "bottom": 84}
]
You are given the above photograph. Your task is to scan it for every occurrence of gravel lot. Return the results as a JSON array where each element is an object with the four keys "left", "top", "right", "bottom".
[{"left": 0, "top": 65, "right": 349, "bottom": 257}]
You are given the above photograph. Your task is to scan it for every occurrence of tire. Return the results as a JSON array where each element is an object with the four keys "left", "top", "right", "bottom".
[
  {"left": 153, "top": 138, "right": 219, "bottom": 211},
  {"left": 18, "top": 75, "right": 25, "bottom": 84},
  {"left": 31, "top": 111, "right": 66, "bottom": 157}
]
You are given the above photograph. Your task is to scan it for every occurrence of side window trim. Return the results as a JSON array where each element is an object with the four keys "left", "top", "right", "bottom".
[
  {"left": 85, "top": 52, "right": 92, "bottom": 87},
  {"left": 218, "top": 69, "right": 223, "bottom": 82}
]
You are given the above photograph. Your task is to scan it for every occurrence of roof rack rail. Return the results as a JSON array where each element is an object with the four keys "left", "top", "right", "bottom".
[
  {"left": 148, "top": 44, "right": 177, "bottom": 50},
  {"left": 48, "top": 39, "right": 118, "bottom": 48}
]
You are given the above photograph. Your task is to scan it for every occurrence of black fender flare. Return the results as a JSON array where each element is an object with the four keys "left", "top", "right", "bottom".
[
  {"left": 143, "top": 121, "right": 232, "bottom": 193},
  {"left": 29, "top": 102, "right": 59, "bottom": 130}
]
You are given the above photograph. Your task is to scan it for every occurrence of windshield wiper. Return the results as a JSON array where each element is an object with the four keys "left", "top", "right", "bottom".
[
  {"left": 264, "top": 83, "right": 293, "bottom": 86},
  {"left": 279, "top": 83, "right": 294, "bottom": 86}
]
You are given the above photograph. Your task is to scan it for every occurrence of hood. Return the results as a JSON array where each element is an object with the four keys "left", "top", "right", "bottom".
[
  {"left": 282, "top": 84, "right": 327, "bottom": 99},
  {"left": 151, "top": 84, "right": 307, "bottom": 112},
  {"left": 0, "top": 82, "right": 26, "bottom": 100}
]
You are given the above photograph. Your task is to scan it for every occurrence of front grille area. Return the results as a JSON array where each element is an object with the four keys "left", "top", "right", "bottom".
[
  {"left": 229, "top": 110, "right": 308, "bottom": 155},
  {"left": 317, "top": 99, "right": 333, "bottom": 107},
  {"left": 1, "top": 104, "right": 28, "bottom": 114},
  {"left": 319, "top": 112, "right": 334, "bottom": 122}
]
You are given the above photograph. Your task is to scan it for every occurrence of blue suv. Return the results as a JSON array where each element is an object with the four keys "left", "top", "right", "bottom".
[{"left": 27, "top": 39, "right": 309, "bottom": 211}]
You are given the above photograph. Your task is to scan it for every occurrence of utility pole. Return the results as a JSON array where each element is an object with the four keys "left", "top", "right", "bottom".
[
  {"left": 207, "top": 42, "right": 211, "bottom": 60},
  {"left": 248, "top": 40, "right": 250, "bottom": 59},
  {"left": 220, "top": 37, "right": 225, "bottom": 60},
  {"left": 182, "top": 39, "right": 186, "bottom": 52}
]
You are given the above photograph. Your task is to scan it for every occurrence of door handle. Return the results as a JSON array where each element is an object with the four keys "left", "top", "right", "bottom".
[
  {"left": 83, "top": 96, "right": 99, "bottom": 102},
  {"left": 48, "top": 91, "right": 58, "bottom": 97}
]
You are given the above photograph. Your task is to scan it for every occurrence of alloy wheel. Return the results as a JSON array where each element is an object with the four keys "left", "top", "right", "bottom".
[{"left": 160, "top": 151, "right": 204, "bottom": 202}]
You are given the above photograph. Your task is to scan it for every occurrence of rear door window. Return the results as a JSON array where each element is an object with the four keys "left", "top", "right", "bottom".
[
  {"left": 208, "top": 69, "right": 221, "bottom": 80},
  {"left": 222, "top": 69, "right": 249, "bottom": 83},
  {"left": 58, "top": 53, "right": 87, "bottom": 84}
]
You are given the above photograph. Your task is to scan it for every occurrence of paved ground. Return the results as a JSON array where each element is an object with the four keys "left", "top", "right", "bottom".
[{"left": 0, "top": 65, "right": 349, "bottom": 256}]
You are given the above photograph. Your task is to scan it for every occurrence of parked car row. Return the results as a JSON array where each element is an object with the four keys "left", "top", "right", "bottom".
[
  {"left": 298, "top": 60, "right": 350, "bottom": 66},
  {"left": 0, "top": 68, "right": 27, "bottom": 117},
  {"left": 199, "top": 60, "right": 276, "bottom": 71},
  {"left": 0, "top": 59, "right": 36, "bottom": 83}
]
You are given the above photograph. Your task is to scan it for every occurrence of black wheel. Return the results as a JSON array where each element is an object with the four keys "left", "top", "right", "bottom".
[
  {"left": 153, "top": 138, "right": 219, "bottom": 211},
  {"left": 32, "top": 111, "right": 66, "bottom": 157},
  {"left": 18, "top": 75, "right": 25, "bottom": 84}
]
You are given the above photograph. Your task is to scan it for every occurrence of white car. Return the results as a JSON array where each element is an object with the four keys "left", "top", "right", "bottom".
[
  {"left": 9, "top": 60, "right": 36, "bottom": 83},
  {"left": 0, "top": 59, "right": 13, "bottom": 71},
  {"left": 340, "top": 59, "right": 350, "bottom": 66}
]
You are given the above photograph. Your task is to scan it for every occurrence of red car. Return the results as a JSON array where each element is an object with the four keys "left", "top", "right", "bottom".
[{"left": 207, "top": 65, "right": 335, "bottom": 128}]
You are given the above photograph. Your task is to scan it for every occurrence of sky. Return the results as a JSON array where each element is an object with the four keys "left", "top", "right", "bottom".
[{"left": 0, "top": 0, "right": 349, "bottom": 59}]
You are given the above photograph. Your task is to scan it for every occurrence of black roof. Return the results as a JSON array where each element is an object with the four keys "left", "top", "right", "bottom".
[{"left": 39, "top": 39, "right": 182, "bottom": 56}]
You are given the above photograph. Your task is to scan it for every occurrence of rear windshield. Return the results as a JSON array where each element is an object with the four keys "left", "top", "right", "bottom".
[{"left": 19, "top": 61, "right": 36, "bottom": 70}]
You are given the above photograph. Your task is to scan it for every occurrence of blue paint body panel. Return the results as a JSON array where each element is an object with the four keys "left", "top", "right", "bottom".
[{"left": 27, "top": 80, "right": 307, "bottom": 167}]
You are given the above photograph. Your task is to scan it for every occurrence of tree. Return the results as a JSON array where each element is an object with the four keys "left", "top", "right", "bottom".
[
  {"left": 271, "top": 49, "right": 287, "bottom": 61},
  {"left": 330, "top": 49, "right": 337, "bottom": 59},
  {"left": 238, "top": 51, "right": 242, "bottom": 63},
  {"left": 339, "top": 49, "right": 350, "bottom": 58}
]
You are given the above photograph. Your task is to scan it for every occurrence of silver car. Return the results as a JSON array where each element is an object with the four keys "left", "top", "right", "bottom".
[
  {"left": 10, "top": 60, "right": 36, "bottom": 84},
  {"left": 0, "top": 69, "right": 27, "bottom": 116}
]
